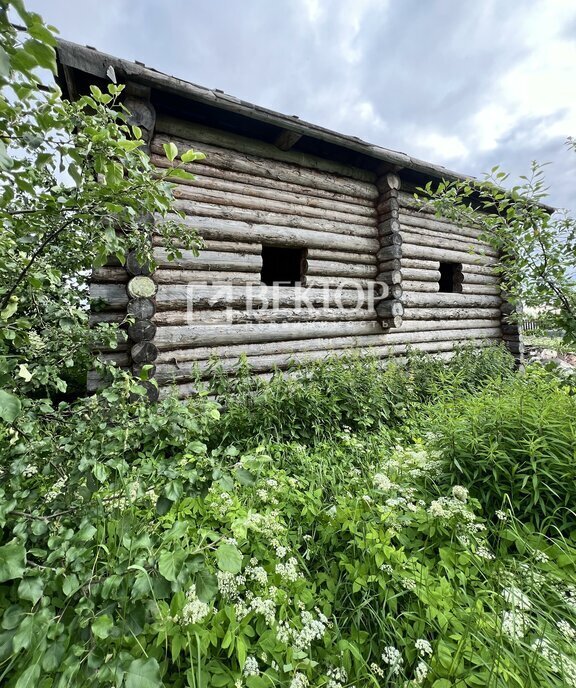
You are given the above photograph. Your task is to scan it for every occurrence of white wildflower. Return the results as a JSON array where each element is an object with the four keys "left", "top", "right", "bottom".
[
  {"left": 475, "top": 546, "right": 495, "bottom": 561},
  {"left": 326, "top": 666, "right": 347, "bottom": 688},
  {"left": 401, "top": 578, "right": 417, "bottom": 591},
  {"left": 180, "top": 585, "right": 211, "bottom": 625},
  {"left": 496, "top": 509, "right": 508, "bottom": 521},
  {"left": 374, "top": 473, "right": 393, "bottom": 491},
  {"left": 243, "top": 656, "right": 259, "bottom": 677},
  {"left": 275, "top": 557, "right": 301, "bottom": 583},
  {"left": 452, "top": 485, "right": 469, "bottom": 502},
  {"left": 217, "top": 571, "right": 245, "bottom": 598},
  {"left": 428, "top": 500, "right": 448, "bottom": 518},
  {"left": 245, "top": 563, "right": 268, "bottom": 586},
  {"left": 22, "top": 464, "right": 38, "bottom": 477},
  {"left": 501, "top": 610, "right": 529, "bottom": 641},
  {"left": 558, "top": 619, "right": 576, "bottom": 640},
  {"left": 415, "top": 638, "right": 433, "bottom": 657},
  {"left": 289, "top": 672, "right": 309, "bottom": 688},
  {"left": 502, "top": 586, "right": 531, "bottom": 611},
  {"left": 381, "top": 646, "right": 404, "bottom": 675},
  {"left": 414, "top": 660, "right": 429, "bottom": 684}
]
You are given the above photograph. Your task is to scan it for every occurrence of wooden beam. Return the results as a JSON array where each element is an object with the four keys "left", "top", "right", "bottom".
[{"left": 274, "top": 128, "right": 303, "bottom": 151}]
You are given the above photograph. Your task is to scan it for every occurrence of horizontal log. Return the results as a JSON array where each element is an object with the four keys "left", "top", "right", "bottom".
[
  {"left": 402, "top": 318, "right": 501, "bottom": 331},
  {"left": 151, "top": 153, "right": 376, "bottom": 218},
  {"left": 128, "top": 298, "right": 156, "bottom": 320},
  {"left": 401, "top": 230, "right": 498, "bottom": 257},
  {"left": 158, "top": 214, "right": 380, "bottom": 253},
  {"left": 154, "top": 330, "right": 502, "bottom": 383},
  {"left": 152, "top": 151, "right": 374, "bottom": 210},
  {"left": 153, "top": 307, "right": 375, "bottom": 327},
  {"left": 91, "top": 267, "right": 128, "bottom": 284},
  {"left": 401, "top": 258, "right": 440, "bottom": 270},
  {"left": 402, "top": 280, "right": 440, "bottom": 293},
  {"left": 154, "top": 269, "right": 261, "bottom": 285},
  {"left": 376, "top": 300, "right": 404, "bottom": 319},
  {"left": 155, "top": 284, "right": 378, "bottom": 311},
  {"left": 376, "top": 245, "right": 402, "bottom": 261},
  {"left": 463, "top": 264, "right": 501, "bottom": 277},
  {"left": 304, "top": 259, "right": 377, "bottom": 279},
  {"left": 174, "top": 199, "right": 375, "bottom": 239},
  {"left": 170, "top": 180, "right": 375, "bottom": 227},
  {"left": 399, "top": 210, "right": 485, "bottom": 240},
  {"left": 302, "top": 276, "right": 382, "bottom": 291},
  {"left": 402, "top": 243, "right": 497, "bottom": 266},
  {"left": 306, "top": 248, "right": 376, "bottom": 265},
  {"left": 401, "top": 268, "right": 441, "bottom": 282},
  {"left": 404, "top": 292, "right": 502, "bottom": 308},
  {"left": 403, "top": 307, "right": 502, "bottom": 320},
  {"left": 154, "top": 320, "right": 381, "bottom": 350},
  {"left": 398, "top": 213, "right": 486, "bottom": 241},
  {"left": 376, "top": 258, "right": 401, "bottom": 273},
  {"left": 152, "top": 235, "right": 262, "bottom": 254},
  {"left": 153, "top": 317, "right": 501, "bottom": 352},
  {"left": 153, "top": 125, "right": 377, "bottom": 194},
  {"left": 457, "top": 272, "right": 499, "bottom": 285},
  {"left": 460, "top": 283, "right": 501, "bottom": 296},
  {"left": 153, "top": 247, "right": 262, "bottom": 272},
  {"left": 89, "top": 312, "right": 125, "bottom": 325},
  {"left": 158, "top": 341, "right": 501, "bottom": 396},
  {"left": 155, "top": 327, "right": 500, "bottom": 364},
  {"left": 90, "top": 284, "right": 127, "bottom": 310}
]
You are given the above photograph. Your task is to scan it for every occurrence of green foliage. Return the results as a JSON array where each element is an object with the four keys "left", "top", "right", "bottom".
[
  {"left": 0, "top": 2, "right": 203, "bottom": 403},
  {"left": 211, "top": 346, "right": 515, "bottom": 447},
  {"left": 431, "top": 367, "right": 576, "bottom": 532},
  {"left": 2, "top": 378, "right": 576, "bottom": 687},
  {"left": 419, "top": 146, "right": 576, "bottom": 345}
]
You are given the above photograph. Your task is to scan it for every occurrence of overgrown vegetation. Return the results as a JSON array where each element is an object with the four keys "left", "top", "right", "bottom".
[{"left": 2, "top": 351, "right": 576, "bottom": 687}]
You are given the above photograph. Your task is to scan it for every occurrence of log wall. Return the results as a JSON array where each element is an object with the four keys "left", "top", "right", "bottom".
[{"left": 89, "top": 115, "right": 521, "bottom": 394}]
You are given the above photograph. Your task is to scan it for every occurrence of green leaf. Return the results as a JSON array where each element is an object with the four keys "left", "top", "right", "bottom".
[
  {"left": 17, "top": 364, "right": 33, "bottom": 383},
  {"left": 195, "top": 569, "right": 218, "bottom": 603},
  {"left": 125, "top": 657, "right": 162, "bottom": 688},
  {"left": 181, "top": 149, "right": 205, "bottom": 163},
  {"left": 215, "top": 543, "right": 243, "bottom": 574},
  {"left": 163, "top": 142, "right": 178, "bottom": 162},
  {"left": 0, "top": 542, "right": 26, "bottom": 582},
  {"left": 1, "top": 296, "right": 19, "bottom": 321},
  {"left": 158, "top": 550, "right": 187, "bottom": 582},
  {"left": 156, "top": 496, "right": 173, "bottom": 515},
  {"left": 15, "top": 663, "right": 40, "bottom": 688},
  {"left": 235, "top": 467, "right": 256, "bottom": 486},
  {"left": 0, "top": 389, "right": 22, "bottom": 423},
  {"left": 91, "top": 614, "right": 114, "bottom": 639},
  {"left": 0, "top": 46, "right": 10, "bottom": 77},
  {"left": 18, "top": 577, "right": 43, "bottom": 605}
]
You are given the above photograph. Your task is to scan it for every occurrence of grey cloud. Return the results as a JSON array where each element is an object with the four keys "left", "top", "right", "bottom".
[{"left": 25, "top": 0, "right": 576, "bottom": 212}]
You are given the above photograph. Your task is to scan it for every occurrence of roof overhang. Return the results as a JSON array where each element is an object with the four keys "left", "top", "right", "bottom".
[{"left": 56, "top": 39, "right": 474, "bottom": 187}]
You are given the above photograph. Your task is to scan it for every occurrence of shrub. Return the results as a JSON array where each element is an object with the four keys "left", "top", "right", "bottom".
[
  {"left": 432, "top": 368, "right": 576, "bottom": 532},
  {"left": 211, "top": 345, "right": 515, "bottom": 447}
]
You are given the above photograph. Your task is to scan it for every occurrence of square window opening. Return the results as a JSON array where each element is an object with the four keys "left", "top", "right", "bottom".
[
  {"left": 438, "top": 262, "right": 462, "bottom": 293},
  {"left": 261, "top": 245, "right": 306, "bottom": 287}
]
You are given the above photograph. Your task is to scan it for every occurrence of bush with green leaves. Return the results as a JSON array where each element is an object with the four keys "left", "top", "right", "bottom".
[
  {"left": 2, "top": 381, "right": 576, "bottom": 687},
  {"left": 0, "top": 1, "right": 204, "bottom": 410},
  {"left": 430, "top": 366, "right": 576, "bottom": 532},
  {"left": 419, "top": 143, "right": 576, "bottom": 345},
  {"left": 209, "top": 346, "right": 516, "bottom": 447}
]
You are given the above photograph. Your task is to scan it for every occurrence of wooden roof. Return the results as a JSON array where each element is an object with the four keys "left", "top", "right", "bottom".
[{"left": 56, "top": 38, "right": 472, "bottom": 186}]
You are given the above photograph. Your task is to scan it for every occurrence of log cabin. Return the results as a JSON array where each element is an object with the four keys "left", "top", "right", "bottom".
[{"left": 55, "top": 40, "right": 522, "bottom": 400}]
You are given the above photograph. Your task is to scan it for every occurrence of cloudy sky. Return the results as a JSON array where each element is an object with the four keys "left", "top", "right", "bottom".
[{"left": 30, "top": 0, "right": 576, "bottom": 211}]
